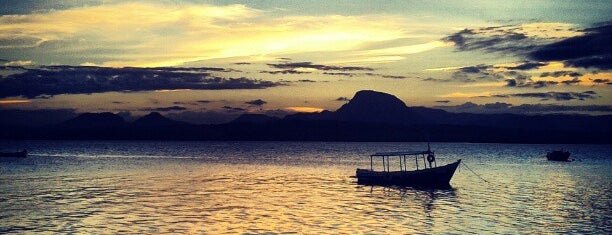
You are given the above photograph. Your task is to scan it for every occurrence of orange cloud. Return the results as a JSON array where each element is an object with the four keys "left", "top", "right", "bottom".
[
  {"left": 284, "top": 106, "right": 325, "bottom": 113},
  {"left": 0, "top": 99, "right": 31, "bottom": 105}
]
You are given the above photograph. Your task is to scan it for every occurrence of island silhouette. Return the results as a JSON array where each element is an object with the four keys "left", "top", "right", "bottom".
[{"left": 1, "top": 90, "right": 610, "bottom": 143}]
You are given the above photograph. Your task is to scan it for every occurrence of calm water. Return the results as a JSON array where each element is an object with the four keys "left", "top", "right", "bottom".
[{"left": 0, "top": 141, "right": 610, "bottom": 234}]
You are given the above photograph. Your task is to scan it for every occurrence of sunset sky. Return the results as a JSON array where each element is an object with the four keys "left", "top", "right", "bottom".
[{"left": 0, "top": 0, "right": 610, "bottom": 123}]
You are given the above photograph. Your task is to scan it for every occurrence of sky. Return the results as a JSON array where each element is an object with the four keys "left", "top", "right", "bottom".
[{"left": 0, "top": 0, "right": 610, "bottom": 123}]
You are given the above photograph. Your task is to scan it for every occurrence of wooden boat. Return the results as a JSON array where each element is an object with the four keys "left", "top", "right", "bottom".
[
  {"left": 0, "top": 150, "right": 27, "bottom": 158},
  {"left": 546, "top": 150, "right": 570, "bottom": 161},
  {"left": 356, "top": 146, "right": 460, "bottom": 188}
]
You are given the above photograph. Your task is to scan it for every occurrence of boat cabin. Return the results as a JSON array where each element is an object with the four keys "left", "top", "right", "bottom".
[{"left": 369, "top": 150, "right": 437, "bottom": 172}]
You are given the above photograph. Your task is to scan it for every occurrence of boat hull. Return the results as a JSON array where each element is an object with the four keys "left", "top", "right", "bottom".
[
  {"left": 356, "top": 160, "right": 461, "bottom": 188},
  {"left": 546, "top": 151, "right": 570, "bottom": 161}
]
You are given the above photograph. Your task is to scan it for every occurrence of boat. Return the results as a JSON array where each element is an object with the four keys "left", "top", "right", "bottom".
[
  {"left": 356, "top": 145, "right": 460, "bottom": 188},
  {"left": 0, "top": 149, "right": 27, "bottom": 158},
  {"left": 546, "top": 150, "right": 570, "bottom": 161}
]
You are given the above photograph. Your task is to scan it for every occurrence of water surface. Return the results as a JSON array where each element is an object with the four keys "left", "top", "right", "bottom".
[{"left": 0, "top": 141, "right": 610, "bottom": 233}]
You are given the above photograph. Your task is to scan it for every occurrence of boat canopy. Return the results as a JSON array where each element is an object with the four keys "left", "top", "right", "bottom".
[{"left": 371, "top": 150, "right": 431, "bottom": 156}]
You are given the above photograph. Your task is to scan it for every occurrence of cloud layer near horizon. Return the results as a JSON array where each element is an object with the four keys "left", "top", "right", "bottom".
[{"left": 0, "top": 66, "right": 280, "bottom": 98}]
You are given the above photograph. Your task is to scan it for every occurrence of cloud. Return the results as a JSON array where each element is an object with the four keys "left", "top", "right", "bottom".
[
  {"left": 0, "top": 3, "right": 414, "bottom": 66},
  {"left": 4, "top": 60, "right": 33, "bottom": 66},
  {"left": 435, "top": 100, "right": 450, "bottom": 103},
  {"left": 335, "top": 97, "right": 350, "bottom": 102},
  {"left": 260, "top": 69, "right": 312, "bottom": 75},
  {"left": 284, "top": 106, "right": 324, "bottom": 113},
  {"left": 267, "top": 62, "right": 373, "bottom": 72},
  {"left": 591, "top": 78, "right": 611, "bottom": 84},
  {"left": 222, "top": 106, "right": 246, "bottom": 112},
  {"left": 323, "top": 72, "right": 355, "bottom": 77},
  {"left": 0, "top": 65, "right": 281, "bottom": 98},
  {"left": 140, "top": 106, "right": 187, "bottom": 112},
  {"left": 490, "top": 91, "right": 598, "bottom": 101},
  {"left": 527, "top": 24, "right": 612, "bottom": 70},
  {"left": 441, "top": 91, "right": 599, "bottom": 101},
  {"left": 503, "top": 61, "right": 548, "bottom": 70},
  {"left": 436, "top": 102, "right": 612, "bottom": 114},
  {"left": 540, "top": 71, "right": 582, "bottom": 77},
  {"left": 444, "top": 23, "right": 582, "bottom": 55},
  {"left": 0, "top": 99, "right": 31, "bottom": 105},
  {"left": 444, "top": 23, "right": 612, "bottom": 70},
  {"left": 245, "top": 99, "right": 267, "bottom": 106}
]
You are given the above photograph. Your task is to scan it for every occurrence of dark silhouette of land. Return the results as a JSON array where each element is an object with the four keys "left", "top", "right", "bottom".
[{"left": 1, "top": 90, "right": 610, "bottom": 143}]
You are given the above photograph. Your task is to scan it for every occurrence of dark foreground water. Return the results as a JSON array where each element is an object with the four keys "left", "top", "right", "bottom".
[{"left": 0, "top": 141, "right": 610, "bottom": 234}]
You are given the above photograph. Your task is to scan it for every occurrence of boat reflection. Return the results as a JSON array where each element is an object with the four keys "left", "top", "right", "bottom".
[{"left": 356, "top": 184, "right": 457, "bottom": 215}]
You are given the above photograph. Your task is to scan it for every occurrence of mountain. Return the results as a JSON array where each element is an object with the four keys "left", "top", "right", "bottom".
[
  {"left": 2, "top": 90, "right": 610, "bottom": 143},
  {"left": 231, "top": 113, "right": 280, "bottom": 124},
  {"left": 60, "top": 112, "right": 126, "bottom": 128},
  {"left": 334, "top": 90, "right": 418, "bottom": 124},
  {"left": 133, "top": 112, "right": 188, "bottom": 127}
]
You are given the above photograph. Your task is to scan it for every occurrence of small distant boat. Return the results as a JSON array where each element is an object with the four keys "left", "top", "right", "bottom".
[
  {"left": 0, "top": 150, "right": 27, "bottom": 158},
  {"left": 546, "top": 150, "right": 570, "bottom": 161},
  {"left": 356, "top": 145, "right": 460, "bottom": 188}
]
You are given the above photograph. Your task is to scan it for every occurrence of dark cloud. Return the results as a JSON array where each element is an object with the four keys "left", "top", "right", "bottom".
[
  {"left": 437, "top": 102, "right": 612, "bottom": 114},
  {"left": 451, "top": 64, "right": 506, "bottom": 82},
  {"left": 444, "top": 23, "right": 612, "bottom": 70},
  {"left": 0, "top": 66, "right": 281, "bottom": 98},
  {"left": 196, "top": 100, "right": 212, "bottom": 103},
  {"left": 260, "top": 69, "right": 311, "bottom": 75},
  {"left": 297, "top": 79, "right": 317, "bottom": 83},
  {"left": 222, "top": 106, "right": 246, "bottom": 112},
  {"left": 459, "top": 64, "right": 492, "bottom": 73},
  {"left": 234, "top": 62, "right": 251, "bottom": 65},
  {"left": 267, "top": 62, "right": 373, "bottom": 72},
  {"left": 112, "top": 101, "right": 126, "bottom": 104},
  {"left": 528, "top": 24, "right": 612, "bottom": 69},
  {"left": 503, "top": 61, "right": 548, "bottom": 70},
  {"left": 245, "top": 99, "right": 266, "bottom": 106},
  {"left": 591, "top": 78, "right": 611, "bottom": 84},
  {"left": 422, "top": 77, "right": 452, "bottom": 82},
  {"left": 335, "top": 97, "right": 350, "bottom": 102},
  {"left": 435, "top": 100, "right": 451, "bottom": 103},
  {"left": 140, "top": 106, "right": 187, "bottom": 112},
  {"left": 443, "top": 27, "right": 534, "bottom": 54},
  {"left": 381, "top": 75, "right": 407, "bottom": 79},
  {"left": 505, "top": 80, "right": 559, "bottom": 88},
  {"left": 540, "top": 71, "right": 582, "bottom": 77},
  {"left": 490, "top": 91, "right": 597, "bottom": 101},
  {"left": 560, "top": 78, "right": 581, "bottom": 85},
  {"left": 323, "top": 72, "right": 354, "bottom": 77}
]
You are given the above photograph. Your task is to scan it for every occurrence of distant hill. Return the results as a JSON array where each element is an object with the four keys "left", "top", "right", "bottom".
[
  {"left": 1, "top": 90, "right": 610, "bottom": 143},
  {"left": 133, "top": 112, "right": 189, "bottom": 127},
  {"left": 231, "top": 113, "right": 280, "bottom": 124},
  {"left": 60, "top": 112, "right": 126, "bottom": 129}
]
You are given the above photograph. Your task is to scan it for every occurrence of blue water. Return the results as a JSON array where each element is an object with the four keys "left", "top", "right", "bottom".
[{"left": 0, "top": 141, "right": 610, "bottom": 233}]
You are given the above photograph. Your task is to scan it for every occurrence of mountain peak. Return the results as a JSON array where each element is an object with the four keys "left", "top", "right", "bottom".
[
  {"left": 335, "top": 90, "right": 410, "bottom": 123},
  {"left": 62, "top": 112, "right": 125, "bottom": 128},
  {"left": 133, "top": 112, "right": 185, "bottom": 126}
]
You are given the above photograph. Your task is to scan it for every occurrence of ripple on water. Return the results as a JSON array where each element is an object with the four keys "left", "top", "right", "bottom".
[{"left": 0, "top": 142, "right": 610, "bottom": 234}]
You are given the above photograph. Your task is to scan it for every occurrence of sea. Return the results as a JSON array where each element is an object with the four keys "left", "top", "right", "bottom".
[{"left": 0, "top": 141, "right": 610, "bottom": 234}]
